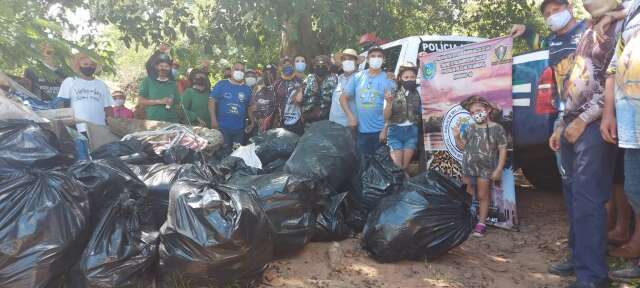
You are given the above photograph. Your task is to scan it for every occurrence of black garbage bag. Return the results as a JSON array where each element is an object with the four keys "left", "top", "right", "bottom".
[
  {"left": 260, "top": 158, "right": 287, "bottom": 174},
  {"left": 249, "top": 128, "right": 299, "bottom": 164},
  {"left": 230, "top": 172, "right": 328, "bottom": 255},
  {"left": 361, "top": 171, "right": 473, "bottom": 262},
  {"left": 128, "top": 164, "right": 190, "bottom": 230},
  {"left": 285, "top": 121, "right": 356, "bottom": 191},
  {"left": 313, "top": 192, "right": 352, "bottom": 242},
  {"left": 162, "top": 145, "right": 196, "bottom": 164},
  {"left": 70, "top": 194, "right": 159, "bottom": 288},
  {"left": 69, "top": 158, "right": 150, "bottom": 228},
  {"left": 159, "top": 165, "right": 273, "bottom": 287},
  {"left": 0, "top": 168, "right": 90, "bottom": 287},
  {"left": 210, "top": 155, "right": 259, "bottom": 183},
  {"left": 349, "top": 146, "right": 405, "bottom": 232},
  {"left": 92, "top": 139, "right": 160, "bottom": 164},
  {"left": 0, "top": 119, "right": 71, "bottom": 168}
]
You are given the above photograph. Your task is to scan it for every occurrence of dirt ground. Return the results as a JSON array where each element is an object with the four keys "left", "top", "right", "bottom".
[{"left": 260, "top": 182, "right": 575, "bottom": 288}]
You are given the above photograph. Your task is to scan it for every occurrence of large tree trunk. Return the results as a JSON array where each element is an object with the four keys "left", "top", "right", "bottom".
[{"left": 280, "top": 12, "right": 324, "bottom": 60}]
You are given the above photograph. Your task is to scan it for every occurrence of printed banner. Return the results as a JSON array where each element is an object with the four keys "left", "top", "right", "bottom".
[{"left": 419, "top": 36, "right": 517, "bottom": 230}]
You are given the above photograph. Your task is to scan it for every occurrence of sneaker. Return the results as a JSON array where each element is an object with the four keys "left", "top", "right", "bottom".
[
  {"left": 548, "top": 254, "right": 574, "bottom": 276},
  {"left": 472, "top": 223, "right": 486, "bottom": 238},
  {"left": 610, "top": 261, "right": 640, "bottom": 282}
]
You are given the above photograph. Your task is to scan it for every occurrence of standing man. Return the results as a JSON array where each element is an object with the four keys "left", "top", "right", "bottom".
[
  {"left": 274, "top": 56, "right": 305, "bottom": 135},
  {"left": 341, "top": 46, "right": 396, "bottom": 156},
  {"left": 209, "top": 62, "right": 255, "bottom": 148},
  {"left": 137, "top": 54, "right": 180, "bottom": 123},
  {"left": 302, "top": 55, "right": 338, "bottom": 122},
  {"left": 24, "top": 43, "right": 67, "bottom": 100},
  {"left": 511, "top": 0, "right": 588, "bottom": 277},
  {"left": 553, "top": 1, "right": 623, "bottom": 287},
  {"left": 330, "top": 49, "right": 363, "bottom": 127},
  {"left": 56, "top": 52, "right": 113, "bottom": 125}
]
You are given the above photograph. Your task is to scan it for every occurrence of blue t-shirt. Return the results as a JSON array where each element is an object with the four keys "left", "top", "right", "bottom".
[
  {"left": 344, "top": 70, "right": 395, "bottom": 133},
  {"left": 210, "top": 79, "right": 252, "bottom": 130}
]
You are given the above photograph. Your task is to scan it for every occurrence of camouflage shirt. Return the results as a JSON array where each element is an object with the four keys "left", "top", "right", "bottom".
[{"left": 302, "top": 73, "right": 338, "bottom": 120}]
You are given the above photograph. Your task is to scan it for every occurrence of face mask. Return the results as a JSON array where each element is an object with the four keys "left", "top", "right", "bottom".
[
  {"left": 80, "top": 66, "right": 96, "bottom": 77},
  {"left": 369, "top": 57, "right": 384, "bottom": 70},
  {"left": 295, "top": 62, "right": 306, "bottom": 72},
  {"left": 546, "top": 9, "right": 572, "bottom": 32},
  {"left": 113, "top": 99, "right": 125, "bottom": 107},
  {"left": 283, "top": 66, "right": 294, "bottom": 77},
  {"left": 232, "top": 70, "right": 245, "bottom": 82},
  {"left": 401, "top": 81, "right": 417, "bottom": 91},
  {"left": 584, "top": 0, "right": 618, "bottom": 18},
  {"left": 193, "top": 78, "right": 206, "bottom": 85},
  {"left": 171, "top": 68, "right": 178, "bottom": 78},
  {"left": 472, "top": 111, "right": 488, "bottom": 124},
  {"left": 245, "top": 77, "right": 257, "bottom": 87},
  {"left": 342, "top": 60, "right": 356, "bottom": 73},
  {"left": 314, "top": 66, "right": 329, "bottom": 77}
]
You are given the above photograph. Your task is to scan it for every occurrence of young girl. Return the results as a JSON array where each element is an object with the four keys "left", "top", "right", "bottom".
[
  {"left": 383, "top": 62, "right": 421, "bottom": 171},
  {"left": 454, "top": 96, "right": 508, "bottom": 237}
]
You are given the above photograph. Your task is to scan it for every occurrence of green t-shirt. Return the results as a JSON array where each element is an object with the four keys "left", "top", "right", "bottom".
[
  {"left": 139, "top": 77, "right": 180, "bottom": 123},
  {"left": 182, "top": 87, "right": 211, "bottom": 127}
]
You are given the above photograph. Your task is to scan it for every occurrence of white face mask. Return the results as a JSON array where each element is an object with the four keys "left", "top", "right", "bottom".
[
  {"left": 472, "top": 111, "right": 488, "bottom": 124},
  {"left": 232, "top": 70, "right": 245, "bottom": 82},
  {"left": 113, "top": 99, "right": 125, "bottom": 107},
  {"left": 546, "top": 9, "right": 572, "bottom": 32},
  {"left": 295, "top": 62, "right": 306, "bottom": 73},
  {"left": 245, "top": 77, "right": 257, "bottom": 87},
  {"left": 369, "top": 57, "right": 383, "bottom": 70},
  {"left": 342, "top": 60, "right": 356, "bottom": 73}
]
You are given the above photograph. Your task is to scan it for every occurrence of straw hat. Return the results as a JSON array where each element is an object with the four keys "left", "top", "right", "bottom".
[
  {"left": 70, "top": 52, "right": 102, "bottom": 75},
  {"left": 334, "top": 49, "right": 365, "bottom": 64},
  {"left": 461, "top": 95, "right": 494, "bottom": 111}
]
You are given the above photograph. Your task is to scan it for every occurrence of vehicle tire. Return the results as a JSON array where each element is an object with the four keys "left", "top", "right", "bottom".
[{"left": 519, "top": 152, "right": 562, "bottom": 192}]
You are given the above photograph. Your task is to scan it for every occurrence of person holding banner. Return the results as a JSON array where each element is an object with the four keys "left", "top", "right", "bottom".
[
  {"left": 341, "top": 46, "right": 396, "bottom": 156},
  {"left": 383, "top": 62, "right": 421, "bottom": 171},
  {"left": 454, "top": 96, "right": 508, "bottom": 238},
  {"left": 552, "top": 1, "right": 624, "bottom": 286}
]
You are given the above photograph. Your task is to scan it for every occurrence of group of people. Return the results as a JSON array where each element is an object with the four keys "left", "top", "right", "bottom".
[
  {"left": 17, "top": 0, "right": 640, "bottom": 286},
  {"left": 510, "top": 0, "right": 640, "bottom": 286}
]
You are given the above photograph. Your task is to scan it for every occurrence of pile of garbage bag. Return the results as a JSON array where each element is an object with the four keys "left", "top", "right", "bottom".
[
  {"left": 0, "top": 116, "right": 476, "bottom": 285},
  {"left": 361, "top": 171, "right": 473, "bottom": 262}
]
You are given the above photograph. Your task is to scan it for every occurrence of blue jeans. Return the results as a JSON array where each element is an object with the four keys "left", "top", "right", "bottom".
[
  {"left": 625, "top": 149, "right": 640, "bottom": 215},
  {"left": 357, "top": 131, "right": 383, "bottom": 156},
  {"left": 561, "top": 122, "right": 616, "bottom": 283},
  {"left": 221, "top": 128, "right": 245, "bottom": 149},
  {"left": 387, "top": 124, "right": 418, "bottom": 151}
]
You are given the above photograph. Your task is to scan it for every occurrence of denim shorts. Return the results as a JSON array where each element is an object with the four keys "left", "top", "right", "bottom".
[
  {"left": 625, "top": 149, "right": 640, "bottom": 215},
  {"left": 387, "top": 124, "right": 418, "bottom": 151}
]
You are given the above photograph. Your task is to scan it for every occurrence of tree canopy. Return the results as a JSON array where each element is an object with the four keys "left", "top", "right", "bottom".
[{"left": 1, "top": 0, "right": 557, "bottom": 82}]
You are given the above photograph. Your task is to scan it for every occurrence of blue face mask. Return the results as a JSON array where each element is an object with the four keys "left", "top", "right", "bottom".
[
  {"left": 283, "top": 66, "right": 294, "bottom": 76},
  {"left": 295, "top": 62, "right": 306, "bottom": 72}
]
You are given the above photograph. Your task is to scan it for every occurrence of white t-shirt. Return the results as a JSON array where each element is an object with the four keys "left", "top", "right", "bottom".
[{"left": 57, "top": 77, "right": 113, "bottom": 125}]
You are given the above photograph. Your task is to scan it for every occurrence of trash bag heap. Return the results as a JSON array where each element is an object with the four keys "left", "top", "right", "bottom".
[
  {"left": 158, "top": 165, "right": 274, "bottom": 286},
  {"left": 361, "top": 171, "right": 474, "bottom": 262},
  {"left": 0, "top": 168, "right": 90, "bottom": 287},
  {"left": 0, "top": 119, "right": 72, "bottom": 168}
]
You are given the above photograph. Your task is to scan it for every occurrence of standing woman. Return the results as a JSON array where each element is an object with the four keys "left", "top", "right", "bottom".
[
  {"left": 182, "top": 68, "right": 212, "bottom": 127},
  {"left": 383, "top": 62, "right": 421, "bottom": 171}
]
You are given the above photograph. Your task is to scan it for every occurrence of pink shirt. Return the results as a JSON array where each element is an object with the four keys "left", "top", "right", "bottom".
[{"left": 113, "top": 107, "right": 134, "bottom": 119}]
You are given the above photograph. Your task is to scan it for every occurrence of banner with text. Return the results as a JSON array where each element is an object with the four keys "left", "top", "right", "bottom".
[{"left": 419, "top": 36, "right": 517, "bottom": 230}]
